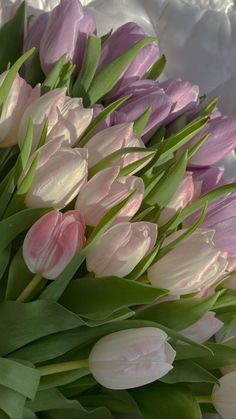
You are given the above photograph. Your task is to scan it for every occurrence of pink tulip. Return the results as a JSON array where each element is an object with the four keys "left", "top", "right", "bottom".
[
  {"left": 159, "top": 172, "right": 200, "bottom": 225},
  {"left": 85, "top": 123, "right": 151, "bottom": 171},
  {"left": 0, "top": 72, "right": 40, "bottom": 147},
  {"left": 86, "top": 221, "right": 157, "bottom": 278},
  {"left": 212, "top": 371, "right": 236, "bottom": 419},
  {"left": 181, "top": 312, "right": 223, "bottom": 343},
  {"left": 23, "top": 210, "right": 86, "bottom": 279},
  {"left": 148, "top": 230, "right": 228, "bottom": 295},
  {"left": 75, "top": 167, "right": 144, "bottom": 226},
  {"left": 21, "top": 138, "right": 88, "bottom": 208},
  {"left": 89, "top": 327, "right": 176, "bottom": 389}
]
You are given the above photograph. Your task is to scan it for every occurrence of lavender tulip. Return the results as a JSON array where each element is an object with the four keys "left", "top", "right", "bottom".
[
  {"left": 99, "top": 22, "right": 159, "bottom": 97},
  {"left": 188, "top": 115, "right": 236, "bottom": 167},
  {"left": 88, "top": 327, "right": 176, "bottom": 390},
  {"left": 23, "top": 210, "right": 86, "bottom": 279},
  {"left": 159, "top": 78, "right": 199, "bottom": 124},
  {"left": 86, "top": 221, "right": 157, "bottom": 278},
  {"left": 25, "top": 0, "right": 96, "bottom": 75},
  {"left": 75, "top": 167, "right": 144, "bottom": 226},
  {"left": 148, "top": 230, "right": 227, "bottom": 295},
  {"left": 113, "top": 80, "right": 172, "bottom": 142}
]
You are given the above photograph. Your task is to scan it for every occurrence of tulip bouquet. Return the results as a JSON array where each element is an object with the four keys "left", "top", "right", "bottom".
[{"left": 1, "top": 1, "right": 236, "bottom": 418}]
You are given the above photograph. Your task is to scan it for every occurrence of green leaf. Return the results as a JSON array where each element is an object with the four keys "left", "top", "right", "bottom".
[
  {"left": 161, "top": 360, "right": 218, "bottom": 384},
  {"left": 192, "top": 342, "right": 236, "bottom": 370},
  {"left": 196, "top": 97, "right": 219, "bottom": 118},
  {"left": 188, "top": 135, "right": 209, "bottom": 160},
  {"left": 213, "top": 289, "right": 236, "bottom": 311},
  {"left": 39, "top": 193, "right": 136, "bottom": 301},
  {"left": 0, "top": 2, "right": 25, "bottom": 73},
  {"left": 127, "top": 244, "right": 162, "bottom": 281},
  {"left": 78, "top": 95, "right": 131, "bottom": 147},
  {"left": 0, "top": 47, "right": 35, "bottom": 115},
  {"left": 0, "top": 357, "right": 40, "bottom": 399},
  {"left": 0, "top": 246, "right": 10, "bottom": 282},
  {"left": 146, "top": 54, "right": 166, "bottom": 80},
  {"left": 88, "top": 37, "right": 157, "bottom": 104},
  {"left": 134, "top": 292, "right": 221, "bottom": 330},
  {"left": 133, "top": 106, "right": 152, "bottom": 136},
  {"left": 144, "top": 151, "right": 188, "bottom": 206},
  {"left": 0, "top": 300, "right": 83, "bottom": 355},
  {"left": 88, "top": 147, "right": 154, "bottom": 178},
  {"left": 171, "top": 182, "right": 236, "bottom": 228},
  {"left": 158, "top": 116, "right": 209, "bottom": 161},
  {"left": 24, "top": 52, "right": 45, "bottom": 87},
  {"left": 60, "top": 276, "right": 167, "bottom": 320},
  {"left": 131, "top": 382, "right": 202, "bottom": 419},
  {"left": 119, "top": 153, "right": 156, "bottom": 177},
  {"left": 0, "top": 207, "right": 50, "bottom": 252},
  {"left": 0, "top": 386, "right": 25, "bottom": 419},
  {"left": 39, "top": 368, "right": 89, "bottom": 391},
  {"left": 6, "top": 247, "right": 34, "bottom": 300},
  {"left": 57, "top": 61, "right": 75, "bottom": 92},
  {"left": 41, "top": 55, "right": 66, "bottom": 94},
  {"left": 73, "top": 35, "right": 101, "bottom": 99}
]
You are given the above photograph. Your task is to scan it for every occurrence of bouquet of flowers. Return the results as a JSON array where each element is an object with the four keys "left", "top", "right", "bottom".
[{"left": 0, "top": 1, "right": 236, "bottom": 418}]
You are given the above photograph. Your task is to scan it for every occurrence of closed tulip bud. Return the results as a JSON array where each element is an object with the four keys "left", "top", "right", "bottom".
[
  {"left": 148, "top": 230, "right": 227, "bottom": 295},
  {"left": 113, "top": 81, "right": 172, "bottom": 143},
  {"left": 23, "top": 210, "right": 86, "bottom": 279},
  {"left": 159, "top": 172, "right": 197, "bottom": 226},
  {"left": 24, "top": 12, "right": 50, "bottom": 52},
  {"left": 85, "top": 123, "right": 151, "bottom": 169},
  {"left": 86, "top": 221, "right": 157, "bottom": 278},
  {"left": 159, "top": 79, "right": 199, "bottom": 124},
  {"left": 22, "top": 138, "right": 88, "bottom": 208},
  {"left": 0, "top": 72, "right": 40, "bottom": 148},
  {"left": 75, "top": 167, "right": 144, "bottom": 226},
  {"left": 99, "top": 22, "right": 159, "bottom": 97},
  {"left": 88, "top": 327, "right": 176, "bottom": 389},
  {"left": 212, "top": 371, "right": 236, "bottom": 419},
  {"left": 188, "top": 115, "right": 236, "bottom": 167},
  {"left": 181, "top": 312, "right": 223, "bottom": 343},
  {"left": 38, "top": 0, "right": 96, "bottom": 74}
]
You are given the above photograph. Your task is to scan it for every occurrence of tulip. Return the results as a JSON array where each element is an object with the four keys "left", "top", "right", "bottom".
[
  {"left": 86, "top": 221, "right": 157, "bottom": 278},
  {"left": 99, "top": 22, "right": 159, "bottom": 97},
  {"left": 158, "top": 172, "right": 199, "bottom": 226},
  {"left": 88, "top": 327, "right": 176, "bottom": 389},
  {"left": 212, "top": 371, "right": 236, "bottom": 419},
  {"left": 181, "top": 312, "right": 223, "bottom": 343},
  {"left": 148, "top": 230, "right": 228, "bottom": 295},
  {"left": 23, "top": 210, "right": 85, "bottom": 279},
  {"left": 21, "top": 138, "right": 88, "bottom": 208},
  {"left": 159, "top": 78, "right": 199, "bottom": 124},
  {"left": 75, "top": 167, "right": 144, "bottom": 226},
  {"left": 18, "top": 89, "right": 93, "bottom": 151},
  {"left": 25, "top": 0, "right": 96, "bottom": 74},
  {"left": 191, "top": 166, "right": 224, "bottom": 195},
  {"left": 0, "top": 72, "right": 40, "bottom": 148},
  {"left": 187, "top": 115, "right": 236, "bottom": 167},
  {"left": 113, "top": 80, "right": 172, "bottom": 142},
  {"left": 85, "top": 123, "right": 151, "bottom": 170}
]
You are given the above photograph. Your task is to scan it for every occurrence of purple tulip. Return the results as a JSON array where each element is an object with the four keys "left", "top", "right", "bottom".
[
  {"left": 113, "top": 80, "right": 172, "bottom": 142},
  {"left": 159, "top": 79, "right": 199, "bottom": 124},
  {"left": 24, "top": 0, "right": 96, "bottom": 75},
  {"left": 99, "top": 22, "right": 159, "bottom": 98},
  {"left": 187, "top": 115, "right": 236, "bottom": 167},
  {"left": 191, "top": 166, "right": 224, "bottom": 195}
]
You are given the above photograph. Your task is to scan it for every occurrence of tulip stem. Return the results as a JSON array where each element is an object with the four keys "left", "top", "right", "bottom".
[
  {"left": 39, "top": 359, "right": 89, "bottom": 376},
  {"left": 16, "top": 273, "right": 46, "bottom": 303},
  {"left": 197, "top": 395, "right": 212, "bottom": 404}
]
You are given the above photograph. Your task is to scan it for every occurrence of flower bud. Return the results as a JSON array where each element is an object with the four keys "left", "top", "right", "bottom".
[
  {"left": 212, "top": 371, "right": 236, "bottom": 419},
  {"left": 159, "top": 172, "right": 196, "bottom": 226},
  {"left": 86, "top": 221, "right": 157, "bottom": 278},
  {"left": 0, "top": 72, "right": 40, "bottom": 147},
  {"left": 75, "top": 167, "right": 144, "bottom": 226},
  {"left": 148, "top": 230, "right": 227, "bottom": 295},
  {"left": 88, "top": 327, "right": 176, "bottom": 389},
  {"left": 23, "top": 210, "right": 85, "bottom": 279},
  {"left": 22, "top": 139, "right": 88, "bottom": 208},
  {"left": 38, "top": 0, "right": 96, "bottom": 74},
  {"left": 181, "top": 312, "right": 223, "bottom": 343},
  {"left": 85, "top": 123, "right": 151, "bottom": 170}
]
